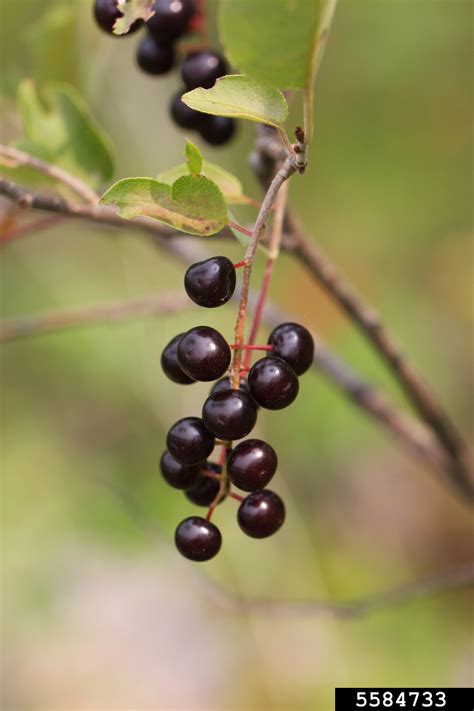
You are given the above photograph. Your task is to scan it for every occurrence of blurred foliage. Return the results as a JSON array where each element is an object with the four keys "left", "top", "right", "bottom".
[{"left": 1, "top": 1, "right": 473, "bottom": 709}]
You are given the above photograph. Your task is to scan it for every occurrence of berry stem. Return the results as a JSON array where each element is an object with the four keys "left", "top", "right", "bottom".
[
  {"left": 205, "top": 505, "right": 215, "bottom": 521},
  {"left": 233, "top": 259, "right": 250, "bottom": 269},
  {"left": 200, "top": 469, "right": 221, "bottom": 481},
  {"left": 230, "top": 156, "right": 296, "bottom": 389},
  {"left": 243, "top": 180, "right": 289, "bottom": 369},
  {"left": 190, "top": 0, "right": 208, "bottom": 44},
  {"left": 206, "top": 444, "right": 231, "bottom": 521},
  {"left": 228, "top": 490, "right": 245, "bottom": 503},
  {"left": 230, "top": 344, "right": 273, "bottom": 351},
  {"left": 219, "top": 445, "right": 230, "bottom": 466},
  {"left": 228, "top": 221, "right": 253, "bottom": 237}
]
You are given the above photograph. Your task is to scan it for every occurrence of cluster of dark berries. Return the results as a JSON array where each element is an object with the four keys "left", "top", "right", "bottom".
[
  {"left": 93, "top": 0, "right": 235, "bottom": 146},
  {"left": 159, "top": 254, "right": 315, "bottom": 562}
]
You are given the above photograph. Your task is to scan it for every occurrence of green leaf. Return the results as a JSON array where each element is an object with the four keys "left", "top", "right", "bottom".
[
  {"left": 113, "top": 0, "right": 155, "bottom": 35},
  {"left": 100, "top": 176, "right": 228, "bottom": 236},
  {"left": 184, "top": 140, "right": 203, "bottom": 176},
  {"left": 219, "top": 0, "right": 337, "bottom": 90},
  {"left": 16, "top": 80, "right": 114, "bottom": 189},
  {"left": 157, "top": 160, "right": 251, "bottom": 206},
  {"left": 182, "top": 75, "right": 288, "bottom": 128}
]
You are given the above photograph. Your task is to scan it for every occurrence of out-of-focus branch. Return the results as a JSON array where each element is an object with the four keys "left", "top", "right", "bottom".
[
  {"left": 99, "top": 477, "right": 474, "bottom": 621},
  {"left": 0, "top": 177, "right": 235, "bottom": 248},
  {"left": 287, "top": 212, "right": 473, "bottom": 500},
  {"left": 261, "top": 303, "right": 447, "bottom": 473},
  {"left": 0, "top": 177, "right": 174, "bottom": 238},
  {"left": 0, "top": 291, "right": 189, "bottom": 342},
  {"left": 198, "top": 561, "right": 474, "bottom": 619},
  {"left": 0, "top": 144, "right": 98, "bottom": 204}
]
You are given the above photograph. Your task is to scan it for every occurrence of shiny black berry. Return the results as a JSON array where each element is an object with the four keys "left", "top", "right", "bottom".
[
  {"left": 237, "top": 490, "right": 285, "bottom": 538},
  {"left": 228, "top": 439, "right": 277, "bottom": 492},
  {"left": 166, "top": 417, "right": 214, "bottom": 465},
  {"left": 210, "top": 376, "right": 252, "bottom": 398},
  {"left": 94, "top": 0, "right": 142, "bottom": 35},
  {"left": 200, "top": 116, "right": 236, "bottom": 146},
  {"left": 185, "top": 464, "right": 224, "bottom": 506},
  {"left": 161, "top": 334, "right": 195, "bottom": 385},
  {"left": 147, "top": 0, "right": 195, "bottom": 42},
  {"left": 248, "top": 356, "right": 299, "bottom": 410},
  {"left": 160, "top": 450, "right": 200, "bottom": 489},
  {"left": 177, "top": 326, "right": 231, "bottom": 382},
  {"left": 170, "top": 90, "right": 204, "bottom": 129},
  {"left": 268, "top": 322, "right": 314, "bottom": 376},
  {"left": 175, "top": 516, "right": 221, "bottom": 561},
  {"left": 202, "top": 390, "right": 257, "bottom": 440},
  {"left": 181, "top": 50, "right": 228, "bottom": 90},
  {"left": 136, "top": 35, "right": 174, "bottom": 74},
  {"left": 184, "top": 256, "right": 236, "bottom": 308}
]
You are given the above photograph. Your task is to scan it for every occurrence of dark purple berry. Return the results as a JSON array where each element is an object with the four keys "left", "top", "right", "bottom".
[
  {"left": 268, "top": 322, "right": 314, "bottom": 376},
  {"left": 184, "top": 256, "right": 236, "bottom": 308},
  {"left": 175, "top": 516, "right": 221, "bottom": 561},
  {"left": 166, "top": 417, "right": 214, "bottom": 465},
  {"left": 136, "top": 35, "right": 175, "bottom": 74},
  {"left": 160, "top": 450, "right": 200, "bottom": 489},
  {"left": 237, "top": 490, "right": 285, "bottom": 538},
  {"left": 200, "top": 116, "right": 236, "bottom": 146},
  {"left": 177, "top": 326, "right": 231, "bottom": 382},
  {"left": 228, "top": 439, "right": 277, "bottom": 492},
  {"left": 185, "top": 476, "right": 219, "bottom": 506},
  {"left": 248, "top": 356, "right": 299, "bottom": 410},
  {"left": 170, "top": 90, "right": 204, "bottom": 129},
  {"left": 202, "top": 390, "right": 257, "bottom": 440},
  {"left": 181, "top": 50, "right": 228, "bottom": 90},
  {"left": 161, "top": 334, "right": 195, "bottom": 385},
  {"left": 94, "top": 0, "right": 142, "bottom": 35},
  {"left": 210, "top": 376, "right": 252, "bottom": 398},
  {"left": 185, "top": 464, "right": 224, "bottom": 506},
  {"left": 147, "top": 0, "right": 195, "bottom": 41}
]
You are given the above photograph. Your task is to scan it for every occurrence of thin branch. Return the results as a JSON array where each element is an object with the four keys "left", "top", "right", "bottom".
[
  {"left": 287, "top": 212, "right": 473, "bottom": 501},
  {"left": 313, "top": 341, "right": 447, "bottom": 469},
  {"left": 0, "top": 177, "right": 174, "bottom": 237},
  {"left": 243, "top": 179, "right": 289, "bottom": 370},
  {"left": 0, "top": 144, "right": 98, "bottom": 204},
  {"left": 0, "top": 178, "right": 235, "bottom": 249},
  {"left": 254, "top": 127, "right": 473, "bottom": 503},
  {"left": 198, "top": 561, "right": 474, "bottom": 619},
  {"left": 0, "top": 291, "right": 189, "bottom": 342},
  {"left": 96, "top": 475, "right": 474, "bottom": 620},
  {"left": 230, "top": 156, "right": 296, "bottom": 387},
  {"left": 259, "top": 299, "right": 449, "bottom": 475}
]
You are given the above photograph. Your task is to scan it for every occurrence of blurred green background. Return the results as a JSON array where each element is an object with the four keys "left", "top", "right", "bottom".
[{"left": 1, "top": 1, "right": 473, "bottom": 709}]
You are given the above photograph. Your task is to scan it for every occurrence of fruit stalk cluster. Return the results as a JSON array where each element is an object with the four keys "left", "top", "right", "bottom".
[{"left": 160, "top": 254, "right": 315, "bottom": 561}]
